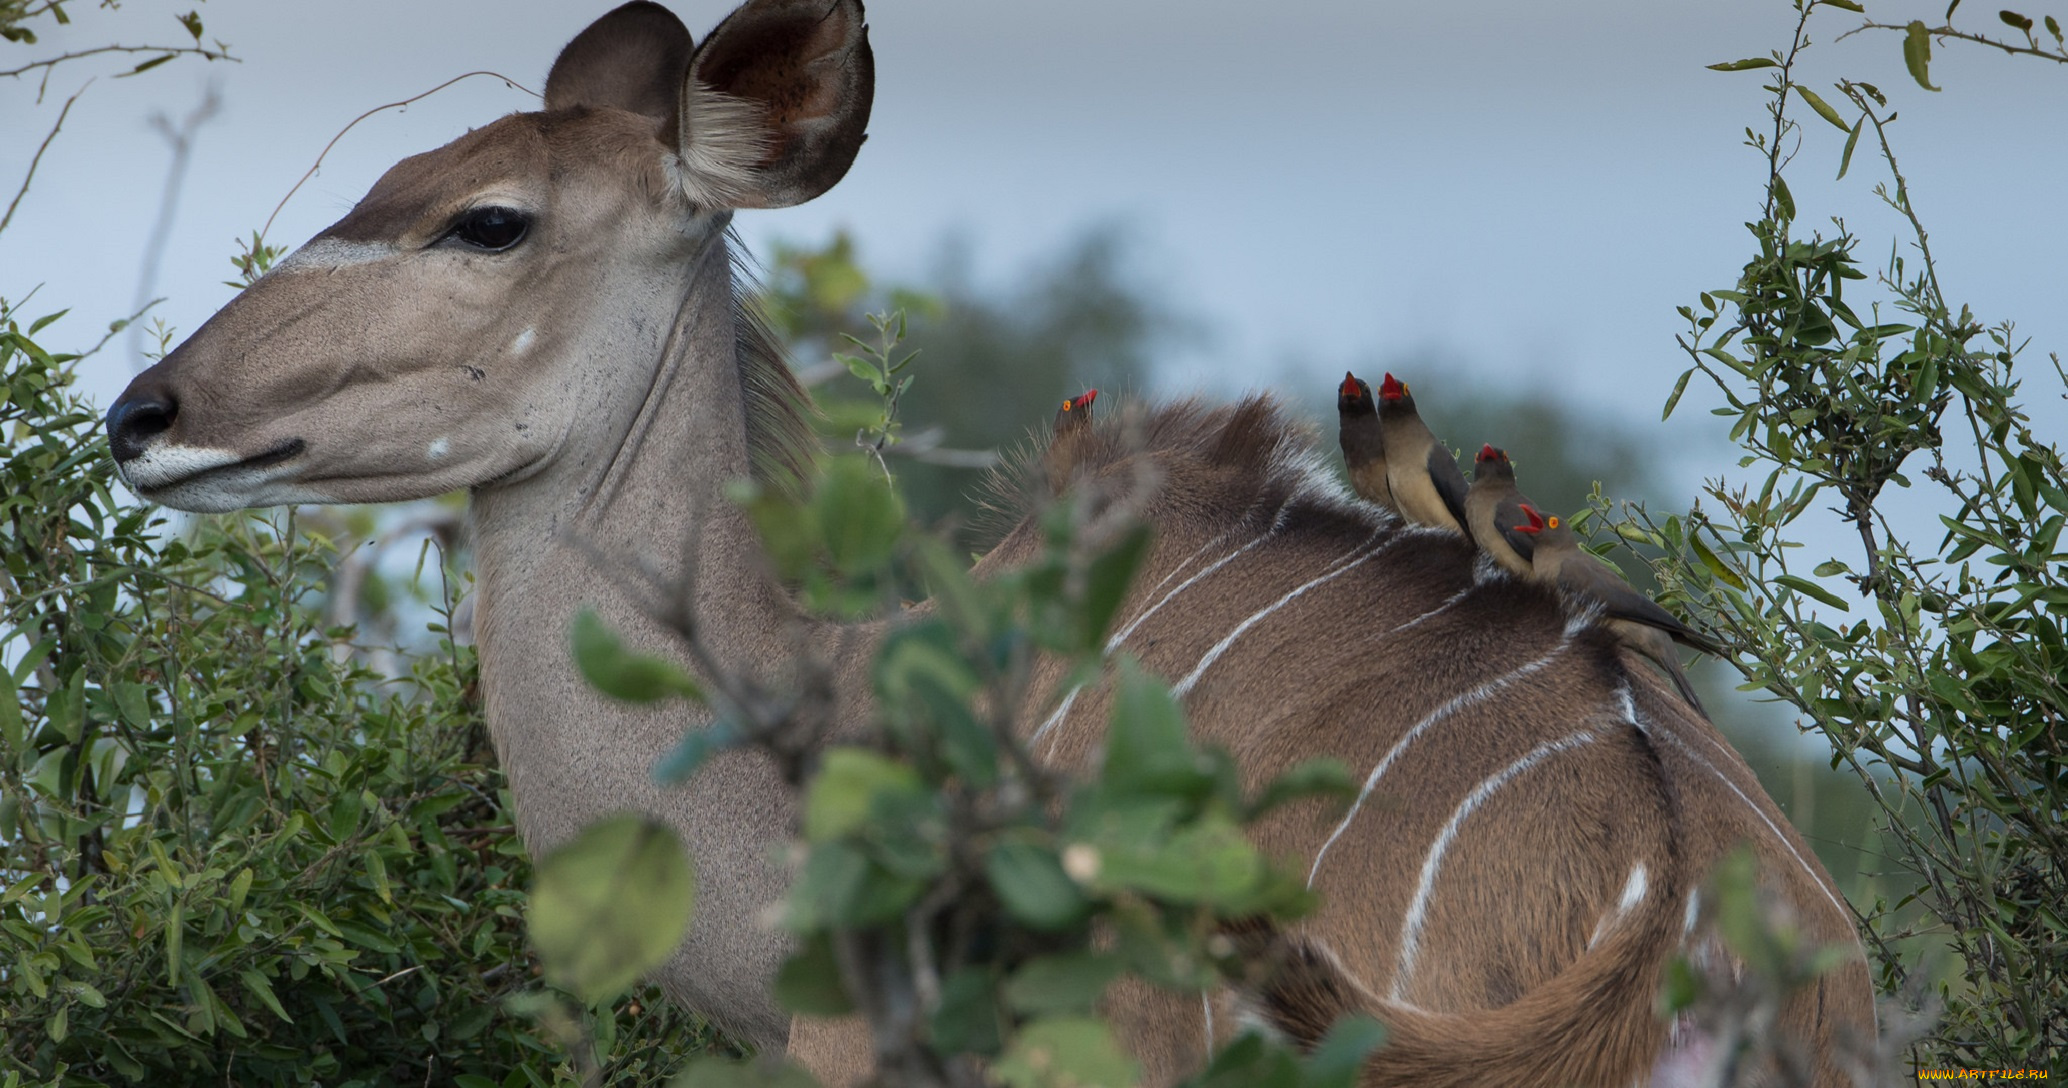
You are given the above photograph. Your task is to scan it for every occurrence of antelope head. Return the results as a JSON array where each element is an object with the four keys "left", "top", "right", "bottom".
[{"left": 104, "top": 0, "right": 871, "bottom": 513}]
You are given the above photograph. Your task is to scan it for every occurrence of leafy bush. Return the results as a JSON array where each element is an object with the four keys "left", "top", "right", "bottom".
[
  {"left": 0, "top": 305, "right": 718, "bottom": 1086},
  {"left": 1610, "top": 0, "right": 2067, "bottom": 1067}
]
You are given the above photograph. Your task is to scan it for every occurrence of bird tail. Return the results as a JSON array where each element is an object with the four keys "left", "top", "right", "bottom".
[{"left": 1663, "top": 656, "right": 1707, "bottom": 717}]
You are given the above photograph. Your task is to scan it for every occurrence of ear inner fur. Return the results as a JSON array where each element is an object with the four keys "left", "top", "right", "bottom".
[{"left": 680, "top": 0, "right": 874, "bottom": 208}]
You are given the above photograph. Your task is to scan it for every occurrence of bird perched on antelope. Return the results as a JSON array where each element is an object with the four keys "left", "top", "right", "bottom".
[
  {"left": 1513, "top": 503, "right": 1720, "bottom": 713},
  {"left": 1376, "top": 373, "right": 1471, "bottom": 538},
  {"left": 1044, "top": 388, "right": 1098, "bottom": 493},
  {"left": 1465, "top": 444, "right": 1537, "bottom": 578},
  {"left": 1336, "top": 371, "right": 1392, "bottom": 511}
]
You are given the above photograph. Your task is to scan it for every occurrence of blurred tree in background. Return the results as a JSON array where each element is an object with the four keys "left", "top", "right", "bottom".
[{"left": 760, "top": 230, "right": 1189, "bottom": 547}]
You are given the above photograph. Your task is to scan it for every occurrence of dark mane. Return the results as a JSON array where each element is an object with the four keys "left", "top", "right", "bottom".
[{"left": 731, "top": 235, "right": 821, "bottom": 496}]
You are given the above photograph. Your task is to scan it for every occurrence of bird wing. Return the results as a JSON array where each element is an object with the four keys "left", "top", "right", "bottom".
[
  {"left": 1427, "top": 445, "right": 1473, "bottom": 540},
  {"left": 1493, "top": 493, "right": 1536, "bottom": 562}
]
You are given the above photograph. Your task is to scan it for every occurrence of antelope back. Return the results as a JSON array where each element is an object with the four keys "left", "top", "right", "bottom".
[{"left": 994, "top": 397, "right": 1874, "bottom": 1086}]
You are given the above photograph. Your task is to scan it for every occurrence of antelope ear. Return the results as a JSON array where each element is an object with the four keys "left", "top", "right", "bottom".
[
  {"left": 679, "top": 0, "right": 873, "bottom": 209},
  {"left": 544, "top": 2, "right": 694, "bottom": 127}
]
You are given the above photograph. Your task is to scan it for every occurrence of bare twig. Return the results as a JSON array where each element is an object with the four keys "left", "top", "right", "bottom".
[
  {"left": 0, "top": 78, "right": 88, "bottom": 241},
  {"left": 0, "top": 43, "right": 237, "bottom": 83},
  {"left": 260, "top": 71, "right": 542, "bottom": 243},
  {"left": 1843, "top": 21, "right": 2068, "bottom": 66}
]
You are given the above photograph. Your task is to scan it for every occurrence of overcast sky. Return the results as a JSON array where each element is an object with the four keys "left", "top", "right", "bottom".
[{"left": 4, "top": 0, "right": 2062, "bottom": 491}]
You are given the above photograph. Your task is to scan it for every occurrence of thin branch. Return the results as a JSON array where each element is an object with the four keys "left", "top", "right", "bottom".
[
  {"left": 1845, "top": 21, "right": 2068, "bottom": 66},
  {"left": 0, "top": 43, "right": 237, "bottom": 82},
  {"left": 0, "top": 78, "right": 88, "bottom": 241},
  {"left": 260, "top": 71, "right": 542, "bottom": 242}
]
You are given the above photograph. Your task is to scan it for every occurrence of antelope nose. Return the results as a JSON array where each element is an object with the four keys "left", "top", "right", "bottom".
[{"left": 106, "top": 385, "right": 179, "bottom": 463}]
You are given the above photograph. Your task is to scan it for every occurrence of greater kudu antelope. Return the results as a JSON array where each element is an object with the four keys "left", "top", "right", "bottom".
[{"left": 103, "top": 2, "right": 1876, "bottom": 1083}]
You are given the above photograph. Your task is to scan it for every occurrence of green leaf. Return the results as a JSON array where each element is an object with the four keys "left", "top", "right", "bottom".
[
  {"left": 124, "top": 53, "right": 176, "bottom": 76},
  {"left": 1903, "top": 21, "right": 1941, "bottom": 91},
  {"left": 1103, "top": 662, "right": 1202, "bottom": 797},
  {"left": 813, "top": 455, "right": 905, "bottom": 576},
  {"left": 993, "top": 1017, "right": 1138, "bottom": 1088},
  {"left": 0, "top": 666, "right": 22, "bottom": 754},
  {"left": 1707, "top": 57, "right": 1779, "bottom": 71},
  {"left": 840, "top": 354, "right": 878, "bottom": 384},
  {"left": 1078, "top": 521, "right": 1153, "bottom": 649},
  {"left": 1771, "top": 174, "right": 1796, "bottom": 222},
  {"left": 528, "top": 815, "right": 695, "bottom": 1005},
  {"left": 1094, "top": 813, "right": 1262, "bottom": 905},
  {"left": 985, "top": 841, "right": 1089, "bottom": 931},
  {"left": 1837, "top": 117, "right": 1863, "bottom": 180},
  {"left": 1794, "top": 85, "right": 1849, "bottom": 132},
  {"left": 1774, "top": 574, "right": 1851, "bottom": 611},
  {"left": 1999, "top": 9, "right": 2034, "bottom": 32},
  {"left": 654, "top": 721, "right": 743, "bottom": 784},
  {"left": 239, "top": 969, "right": 293, "bottom": 1024},
  {"left": 1302, "top": 1015, "right": 1387, "bottom": 1088},
  {"left": 1662, "top": 368, "right": 1693, "bottom": 421},
  {"left": 1821, "top": 0, "right": 1864, "bottom": 10},
  {"left": 773, "top": 935, "right": 853, "bottom": 1016},
  {"left": 804, "top": 748, "right": 923, "bottom": 843},
  {"left": 570, "top": 609, "right": 703, "bottom": 704},
  {"left": 1246, "top": 757, "right": 1355, "bottom": 821},
  {"left": 1005, "top": 952, "right": 1125, "bottom": 1016},
  {"left": 930, "top": 967, "right": 1006, "bottom": 1055},
  {"left": 1690, "top": 535, "right": 1747, "bottom": 591},
  {"left": 786, "top": 841, "right": 923, "bottom": 928},
  {"left": 228, "top": 866, "right": 254, "bottom": 916}
]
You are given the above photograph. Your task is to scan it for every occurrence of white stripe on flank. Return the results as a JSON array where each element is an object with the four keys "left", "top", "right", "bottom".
[
  {"left": 1383, "top": 582, "right": 1480, "bottom": 640},
  {"left": 1620, "top": 863, "right": 1650, "bottom": 912},
  {"left": 1684, "top": 889, "right": 1703, "bottom": 937},
  {"left": 1031, "top": 527, "right": 1275, "bottom": 751},
  {"left": 1201, "top": 992, "right": 1214, "bottom": 1049},
  {"left": 1170, "top": 529, "right": 1390, "bottom": 697},
  {"left": 1617, "top": 687, "right": 1849, "bottom": 921},
  {"left": 1593, "top": 863, "right": 1651, "bottom": 948},
  {"left": 1307, "top": 642, "right": 1572, "bottom": 886},
  {"left": 1390, "top": 730, "right": 1600, "bottom": 1000}
]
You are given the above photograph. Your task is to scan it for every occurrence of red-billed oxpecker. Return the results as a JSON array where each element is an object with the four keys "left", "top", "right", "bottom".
[
  {"left": 1466, "top": 444, "right": 1536, "bottom": 577},
  {"left": 1376, "top": 372, "right": 1471, "bottom": 538},
  {"left": 1336, "top": 371, "right": 1392, "bottom": 510},
  {"left": 1514, "top": 503, "right": 1719, "bottom": 714},
  {"left": 1044, "top": 388, "right": 1098, "bottom": 493}
]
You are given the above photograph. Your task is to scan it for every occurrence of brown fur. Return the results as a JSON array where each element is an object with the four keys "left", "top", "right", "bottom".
[{"left": 973, "top": 398, "right": 1874, "bottom": 1086}]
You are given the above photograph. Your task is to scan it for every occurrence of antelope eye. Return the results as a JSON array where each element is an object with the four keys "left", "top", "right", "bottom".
[{"left": 447, "top": 206, "right": 530, "bottom": 251}]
